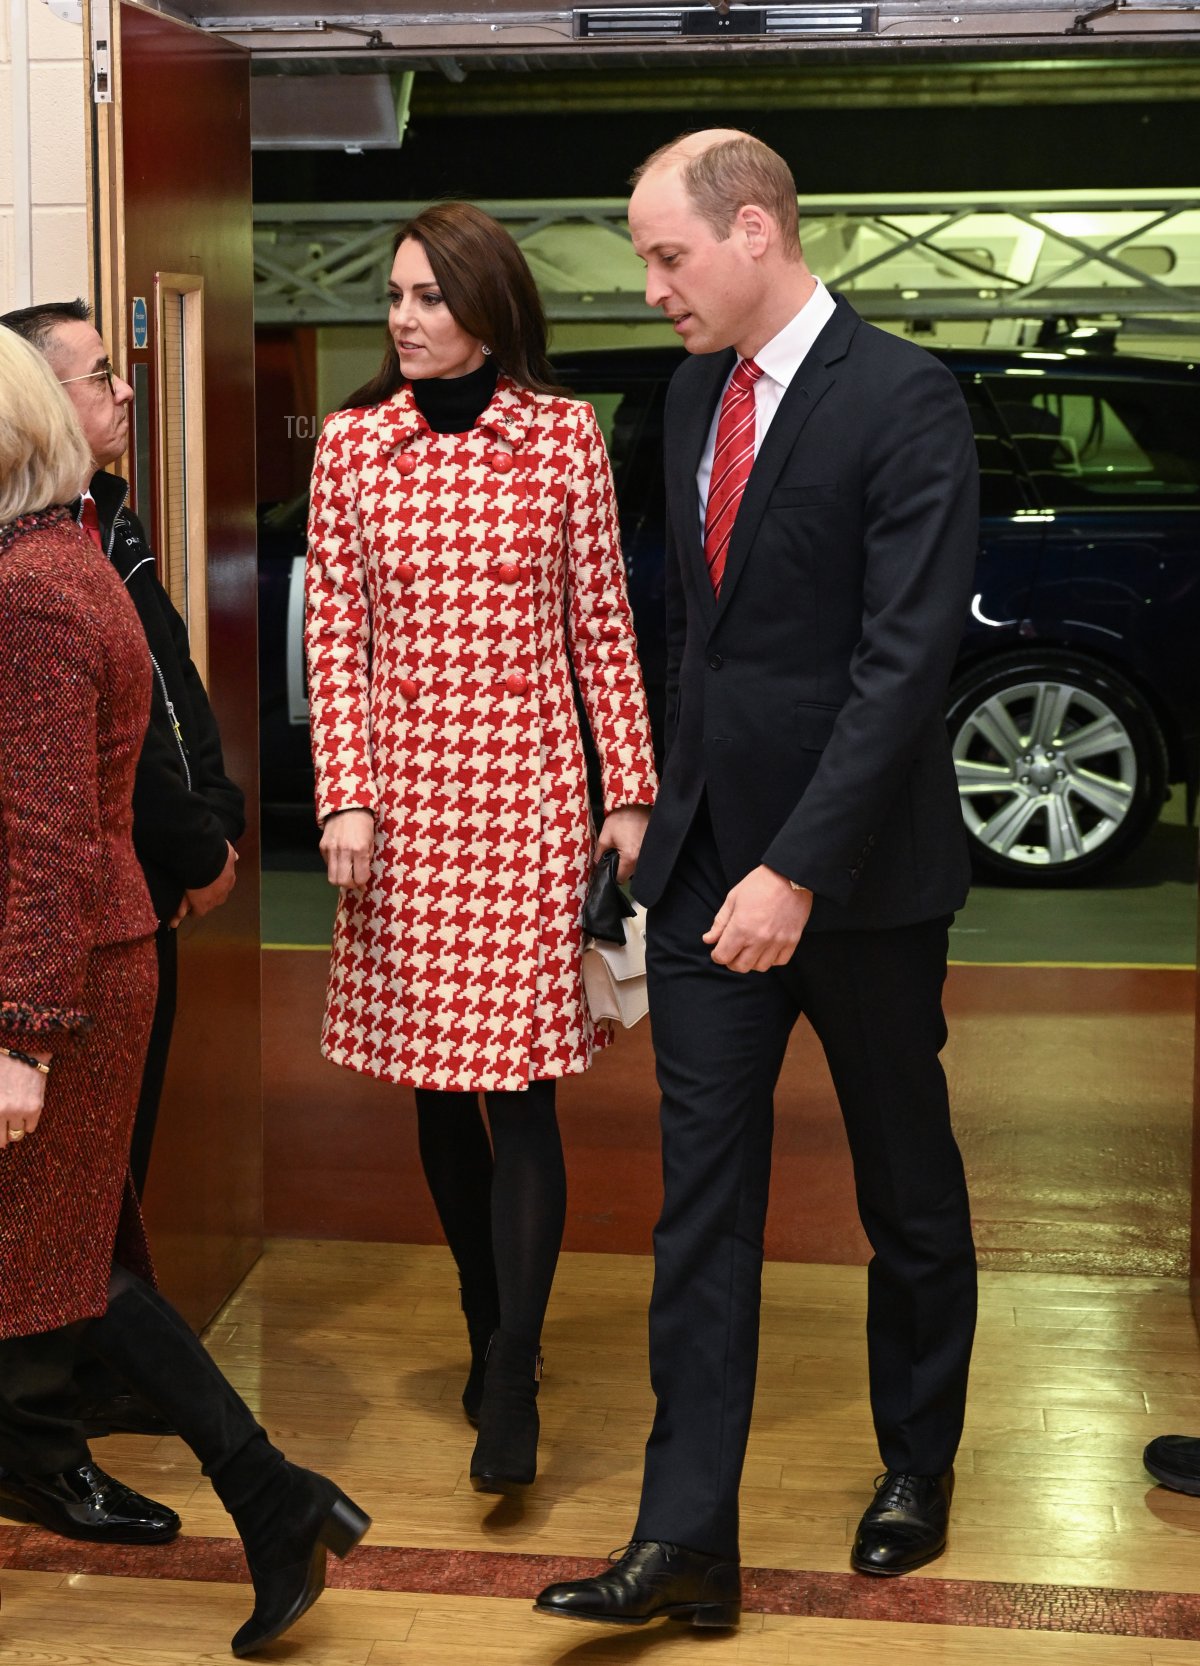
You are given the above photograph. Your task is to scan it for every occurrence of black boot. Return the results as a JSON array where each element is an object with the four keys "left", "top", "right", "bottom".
[
  {"left": 211, "top": 1437, "right": 372, "bottom": 1657},
  {"left": 469, "top": 1332, "right": 543, "bottom": 1494},
  {"left": 85, "top": 1271, "right": 370, "bottom": 1655},
  {"left": 460, "top": 1288, "right": 501, "bottom": 1427}
]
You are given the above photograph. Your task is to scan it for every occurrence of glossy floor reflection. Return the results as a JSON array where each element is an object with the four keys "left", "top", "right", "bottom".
[
  {"left": 260, "top": 796, "right": 1196, "bottom": 1274},
  {"left": 5, "top": 1243, "right": 1200, "bottom": 1662},
  {"left": 261, "top": 959, "right": 1194, "bottom": 1275}
]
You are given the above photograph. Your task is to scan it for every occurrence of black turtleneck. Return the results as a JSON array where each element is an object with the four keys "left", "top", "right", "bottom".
[{"left": 411, "top": 359, "right": 499, "bottom": 435}]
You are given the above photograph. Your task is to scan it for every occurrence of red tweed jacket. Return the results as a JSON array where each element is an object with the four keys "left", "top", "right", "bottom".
[{"left": 0, "top": 507, "right": 156, "bottom": 1055}]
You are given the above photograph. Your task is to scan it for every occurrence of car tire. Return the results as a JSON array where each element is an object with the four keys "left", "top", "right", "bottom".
[{"left": 946, "top": 652, "right": 1168, "bottom": 886}]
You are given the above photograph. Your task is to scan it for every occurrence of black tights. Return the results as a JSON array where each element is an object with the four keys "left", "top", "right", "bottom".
[{"left": 414, "top": 1080, "right": 565, "bottom": 1347}]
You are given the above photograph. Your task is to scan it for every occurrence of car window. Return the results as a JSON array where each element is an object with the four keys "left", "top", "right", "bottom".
[
  {"left": 960, "top": 383, "right": 1029, "bottom": 517},
  {"left": 984, "top": 375, "right": 1200, "bottom": 509}
]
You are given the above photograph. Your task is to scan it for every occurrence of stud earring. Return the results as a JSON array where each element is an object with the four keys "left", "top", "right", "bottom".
[{"left": 481, "top": 345, "right": 492, "bottom": 357}]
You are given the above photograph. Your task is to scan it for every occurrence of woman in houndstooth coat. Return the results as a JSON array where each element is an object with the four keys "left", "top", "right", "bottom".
[{"left": 305, "top": 202, "right": 657, "bottom": 1494}]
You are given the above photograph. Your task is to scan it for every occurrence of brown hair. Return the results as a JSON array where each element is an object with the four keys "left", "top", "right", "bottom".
[
  {"left": 343, "top": 201, "right": 565, "bottom": 410},
  {"left": 633, "top": 133, "right": 802, "bottom": 260}
]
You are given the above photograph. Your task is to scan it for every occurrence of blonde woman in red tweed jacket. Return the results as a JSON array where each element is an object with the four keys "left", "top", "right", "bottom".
[
  {"left": 306, "top": 202, "right": 657, "bottom": 1494},
  {"left": 0, "top": 326, "right": 368, "bottom": 1657}
]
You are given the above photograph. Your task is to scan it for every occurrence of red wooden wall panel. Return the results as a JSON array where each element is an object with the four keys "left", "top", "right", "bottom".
[
  {"left": 255, "top": 328, "right": 319, "bottom": 503},
  {"left": 118, "top": 4, "right": 261, "bottom": 1326}
]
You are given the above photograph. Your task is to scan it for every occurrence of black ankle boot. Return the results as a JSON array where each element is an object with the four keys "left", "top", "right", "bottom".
[
  {"left": 85, "top": 1273, "right": 370, "bottom": 1654},
  {"left": 460, "top": 1288, "right": 501, "bottom": 1427},
  {"left": 469, "top": 1331, "right": 543, "bottom": 1495},
  {"left": 214, "top": 1449, "right": 371, "bottom": 1657}
]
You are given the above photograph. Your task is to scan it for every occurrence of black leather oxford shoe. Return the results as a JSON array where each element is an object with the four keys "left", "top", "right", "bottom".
[
  {"left": 534, "top": 1540, "right": 741, "bottom": 1627},
  {"left": 1144, "top": 1435, "right": 1200, "bottom": 1495},
  {"left": 851, "top": 1468, "right": 953, "bottom": 1576},
  {"left": 0, "top": 1462, "right": 181, "bottom": 1543}
]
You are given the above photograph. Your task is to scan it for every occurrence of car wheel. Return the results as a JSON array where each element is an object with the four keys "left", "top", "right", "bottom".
[{"left": 946, "top": 653, "right": 1168, "bottom": 886}]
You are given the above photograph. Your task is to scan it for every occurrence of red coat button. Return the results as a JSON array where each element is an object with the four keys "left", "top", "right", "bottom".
[
  {"left": 396, "top": 454, "right": 417, "bottom": 477},
  {"left": 505, "top": 671, "right": 529, "bottom": 695},
  {"left": 397, "top": 562, "right": 416, "bottom": 583},
  {"left": 399, "top": 679, "right": 419, "bottom": 701},
  {"left": 497, "top": 562, "right": 521, "bottom": 584},
  {"left": 489, "top": 449, "right": 514, "bottom": 473}
]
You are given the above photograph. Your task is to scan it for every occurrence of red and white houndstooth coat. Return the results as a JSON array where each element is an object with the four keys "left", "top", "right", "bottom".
[{"left": 305, "top": 376, "right": 658, "bottom": 1093}]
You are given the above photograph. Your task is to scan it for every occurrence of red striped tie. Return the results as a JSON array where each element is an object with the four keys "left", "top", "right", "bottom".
[{"left": 704, "top": 357, "right": 763, "bottom": 597}]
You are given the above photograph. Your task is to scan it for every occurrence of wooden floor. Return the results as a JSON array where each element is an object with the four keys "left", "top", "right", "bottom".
[{"left": 6, "top": 1241, "right": 1200, "bottom": 1662}]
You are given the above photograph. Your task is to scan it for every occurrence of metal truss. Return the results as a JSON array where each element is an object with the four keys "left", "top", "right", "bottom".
[{"left": 253, "top": 191, "right": 1200, "bottom": 328}]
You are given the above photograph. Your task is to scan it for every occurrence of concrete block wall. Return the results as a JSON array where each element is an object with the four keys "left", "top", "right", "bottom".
[
  {"left": 0, "top": 3, "right": 13, "bottom": 306},
  {"left": 0, "top": 0, "right": 89, "bottom": 313}
]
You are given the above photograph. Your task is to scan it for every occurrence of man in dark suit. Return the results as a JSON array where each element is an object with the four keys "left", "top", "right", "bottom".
[{"left": 537, "top": 131, "right": 979, "bottom": 1628}]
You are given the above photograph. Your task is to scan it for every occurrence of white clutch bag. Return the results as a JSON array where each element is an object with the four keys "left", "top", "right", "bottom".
[
  {"left": 582, "top": 904, "right": 648, "bottom": 1028},
  {"left": 581, "top": 849, "right": 649, "bottom": 1028}
]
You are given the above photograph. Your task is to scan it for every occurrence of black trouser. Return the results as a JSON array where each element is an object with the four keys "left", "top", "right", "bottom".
[
  {"left": 0, "top": 1268, "right": 268, "bottom": 1488},
  {"left": 0, "top": 1325, "right": 91, "bottom": 1474},
  {"left": 0, "top": 925, "right": 179, "bottom": 1471},
  {"left": 633, "top": 802, "right": 977, "bottom": 1561}
]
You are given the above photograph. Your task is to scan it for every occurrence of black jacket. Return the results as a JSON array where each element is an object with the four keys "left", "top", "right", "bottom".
[
  {"left": 632, "top": 296, "right": 979, "bottom": 932},
  {"left": 87, "top": 471, "right": 245, "bottom": 922}
]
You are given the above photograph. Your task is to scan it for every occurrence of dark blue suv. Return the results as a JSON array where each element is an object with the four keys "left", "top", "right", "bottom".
[{"left": 259, "top": 344, "right": 1200, "bottom": 886}]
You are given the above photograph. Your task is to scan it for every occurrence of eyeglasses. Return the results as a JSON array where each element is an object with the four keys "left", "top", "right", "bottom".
[{"left": 60, "top": 362, "right": 116, "bottom": 394}]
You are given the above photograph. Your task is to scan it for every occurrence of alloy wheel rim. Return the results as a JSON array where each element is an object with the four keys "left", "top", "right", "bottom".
[{"left": 953, "top": 678, "right": 1137, "bottom": 867}]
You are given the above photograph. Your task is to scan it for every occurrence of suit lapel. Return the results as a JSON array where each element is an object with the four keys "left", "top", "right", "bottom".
[
  {"left": 667, "top": 349, "right": 734, "bottom": 628},
  {"left": 714, "top": 296, "right": 860, "bottom": 622}
]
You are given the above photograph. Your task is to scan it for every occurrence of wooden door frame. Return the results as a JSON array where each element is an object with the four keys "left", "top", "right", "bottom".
[
  {"left": 85, "top": 0, "right": 126, "bottom": 396},
  {"left": 82, "top": 1, "right": 263, "bottom": 1330}
]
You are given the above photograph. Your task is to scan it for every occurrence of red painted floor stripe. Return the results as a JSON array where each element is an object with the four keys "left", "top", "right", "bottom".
[{"left": 4, "top": 1526, "right": 1200, "bottom": 1640}]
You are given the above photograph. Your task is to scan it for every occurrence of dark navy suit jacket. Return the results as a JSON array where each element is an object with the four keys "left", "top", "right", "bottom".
[{"left": 633, "top": 294, "right": 980, "bottom": 932}]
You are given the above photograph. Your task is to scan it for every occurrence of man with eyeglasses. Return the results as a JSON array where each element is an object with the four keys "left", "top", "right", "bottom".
[{"left": 0, "top": 299, "right": 244, "bottom": 1548}]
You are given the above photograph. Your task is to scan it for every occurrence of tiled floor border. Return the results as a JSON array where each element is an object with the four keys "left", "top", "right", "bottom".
[{"left": 4, "top": 1528, "right": 1200, "bottom": 1640}]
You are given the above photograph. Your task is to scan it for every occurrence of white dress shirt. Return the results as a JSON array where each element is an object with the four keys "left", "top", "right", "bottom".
[{"left": 697, "top": 277, "right": 838, "bottom": 528}]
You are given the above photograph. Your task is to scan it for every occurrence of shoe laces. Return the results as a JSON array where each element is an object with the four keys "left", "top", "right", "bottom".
[
  {"left": 873, "top": 1470, "right": 922, "bottom": 1510},
  {"left": 607, "top": 1540, "right": 665, "bottom": 1565}
]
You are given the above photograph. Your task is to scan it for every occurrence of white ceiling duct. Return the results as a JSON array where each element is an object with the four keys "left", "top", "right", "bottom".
[{"left": 251, "top": 69, "right": 413, "bottom": 147}]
